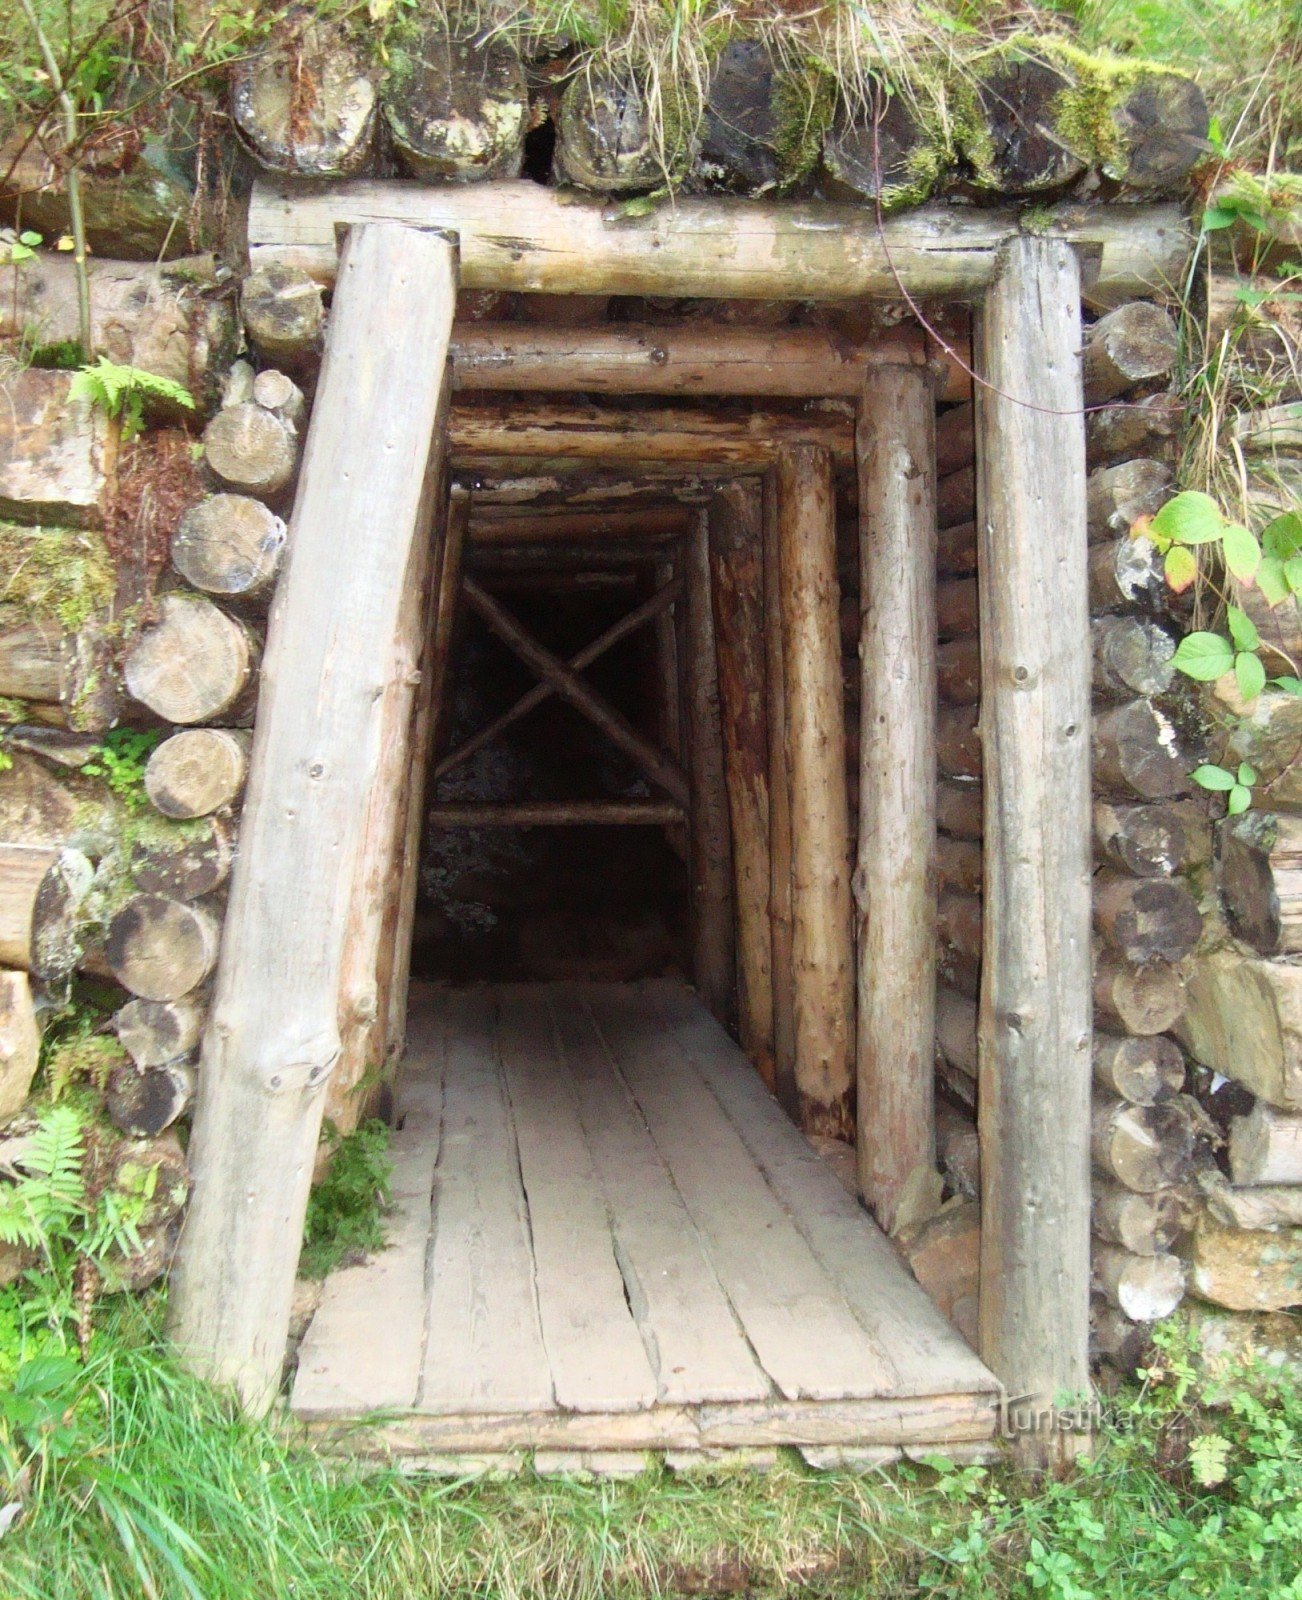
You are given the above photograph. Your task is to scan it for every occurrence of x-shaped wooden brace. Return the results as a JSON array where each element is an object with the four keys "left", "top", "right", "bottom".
[{"left": 442, "top": 574, "right": 690, "bottom": 808}]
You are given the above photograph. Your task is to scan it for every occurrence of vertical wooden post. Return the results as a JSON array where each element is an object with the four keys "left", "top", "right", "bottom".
[
  {"left": 708, "top": 480, "right": 774, "bottom": 1085},
  {"left": 775, "top": 445, "right": 854, "bottom": 1138},
  {"left": 855, "top": 366, "right": 943, "bottom": 1232},
  {"left": 976, "top": 236, "right": 1093, "bottom": 1464},
  {"left": 683, "top": 510, "right": 735, "bottom": 1024},
  {"left": 762, "top": 474, "right": 798, "bottom": 1117},
  {"left": 168, "top": 223, "right": 458, "bottom": 1409}
]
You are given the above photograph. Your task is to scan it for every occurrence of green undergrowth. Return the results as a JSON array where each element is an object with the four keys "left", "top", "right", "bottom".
[
  {"left": 298, "top": 1118, "right": 394, "bottom": 1279},
  {"left": 0, "top": 525, "right": 114, "bottom": 631},
  {"left": 0, "top": 1306, "right": 1296, "bottom": 1599}
]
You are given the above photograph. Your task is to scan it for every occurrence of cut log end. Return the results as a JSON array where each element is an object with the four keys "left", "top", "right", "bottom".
[
  {"left": 105, "top": 895, "right": 221, "bottom": 1002},
  {"left": 173, "top": 494, "right": 287, "bottom": 600},
  {"left": 145, "top": 729, "right": 250, "bottom": 819},
  {"left": 124, "top": 594, "right": 254, "bottom": 725},
  {"left": 381, "top": 28, "right": 526, "bottom": 183}
]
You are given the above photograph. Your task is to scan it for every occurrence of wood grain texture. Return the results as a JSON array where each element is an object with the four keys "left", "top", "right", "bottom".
[
  {"left": 762, "top": 473, "right": 798, "bottom": 1119},
  {"left": 975, "top": 236, "right": 1093, "bottom": 1463},
  {"left": 168, "top": 223, "right": 458, "bottom": 1409}
]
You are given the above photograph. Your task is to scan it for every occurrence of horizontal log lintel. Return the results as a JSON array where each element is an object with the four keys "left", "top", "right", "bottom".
[{"left": 426, "top": 801, "right": 685, "bottom": 826}]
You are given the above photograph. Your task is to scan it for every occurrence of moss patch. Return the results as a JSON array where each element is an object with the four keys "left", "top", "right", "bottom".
[{"left": 0, "top": 525, "right": 115, "bottom": 631}]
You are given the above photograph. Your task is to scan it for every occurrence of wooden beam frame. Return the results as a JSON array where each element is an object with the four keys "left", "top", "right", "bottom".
[
  {"left": 168, "top": 222, "right": 458, "bottom": 1409},
  {"left": 250, "top": 179, "right": 1189, "bottom": 306},
  {"left": 975, "top": 237, "right": 1093, "bottom": 1465}
]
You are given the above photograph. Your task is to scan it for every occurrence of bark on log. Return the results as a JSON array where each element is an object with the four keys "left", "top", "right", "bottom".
[
  {"left": 1092, "top": 870, "right": 1203, "bottom": 965},
  {"left": 1177, "top": 949, "right": 1302, "bottom": 1110},
  {"left": 105, "top": 1061, "right": 196, "bottom": 1138},
  {"left": 114, "top": 994, "right": 206, "bottom": 1069},
  {"left": 1228, "top": 1102, "right": 1302, "bottom": 1186},
  {"left": 170, "top": 225, "right": 458, "bottom": 1409},
  {"left": 1086, "top": 459, "right": 1173, "bottom": 541},
  {"left": 1092, "top": 1242, "right": 1186, "bottom": 1321},
  {"left": 1219, "top": 812, "right": 1302, "bottom": 956},
  {"left": 708, "top": 482, "right": 772, "bottom": 1079},
  {"left": 231, "top": 20, "right": 377, "bottom": 178},
  {"left": 1087, "top": 533, "right": 1167, "bottom": 612},
  {"left": 937, "top": 635, "right": 981, "bottom": 705},
  {"left": 1091, "top": 614, "right": 1176, "bottom": 700},
  {"left": 144, "top": 729, "right": 251, "bottom": 819},
  {"left": 1093, "top": 952, "right": 1186, "bottom": 1036},
  {"left": 937, "top": 891, "right": 982, "bottom": 1000},
  {"left": 203, "top": 403, "right": 298, "bottom": 499},
  {"left": 937, "top": 576, "right": 978, "bottom": 641},
  {"left": 777, "top": 445, "right": 853, "bottom": 1138},
  {"left": 380, "top": 27, "right": 526, "bottom": 182},
  {"left": 823, "top": 91, "right": 944, "bottom": 207},
  {"left": 963, "top": 53, "right": 1088, "bottom": 194},
  {"left": 1092, "top": 1031, "right": 1186, "bottom": 1106},
  {"left": 241, "top": 264, "right": 325, "bottom": 372},
  {"left": 1082, "top": 303, "right": 1179, "bottom": 403},
  {"left": 124, "top": 594, "right": 256, "bottom": 725},
  {"left": 555, "top": 71, "right": 671, "bottom": 194},
  {"left": 1091, "top": 1093, "right": 1196, "bottom": 1191},
  {"left": 129, "top": 815, "right": 235, "bottom": 901},
  {"left": 105, "top": 894, "right": 221, "bottom": 1002},
  {"left": 937, "top": 703, "right": 982, "bottom": 779},
  {"left": 1094, "top": 798, "right": 1208, "bottom": 877},
  {"left": 855, "top": 366, "right": 940, "bottom": 1230},
  {"left": 249, "top": 179, "right": 1192, "bottom": 305},
  {"left": 172, "top": 495, "right": 288, "bottom": 601},
  {"left": 1093, "top": 1180, "right": 1194, "bottom": 1255},
  {"left": 1184, "top": 1213, "right": 1301, "bottom": 1312},
  {"left": 683, "top": 516, "right": 735, "bottom": 1026},
  {"left": 762, "top": 475, "right": 797, "bottom": 1117},
  {"left": 0, "top": 843, "right": 89, "bottom": 980},
  {"left": 1092, "top": 699, "right": 1191, "bottom": 800},
  {"left": 937, "top": 779, "right": 983, "bottom": 840},
  {"left": 1086, "top": 391, "right": 1183, "bottom": 468},
  {"left": 936, "top": 986, "right": 979, "bottom": 1079},
  {"left": 0, "top": 970, "right": 39, "bottom": 1123}
]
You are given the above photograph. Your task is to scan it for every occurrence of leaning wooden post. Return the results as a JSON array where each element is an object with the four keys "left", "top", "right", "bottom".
[
  {"left": 856, "top": 366, "right": 942, "bottom": 1232},
  {"left": 775, "top": 444, "right": 854, "bottom": 1138},
  {"left": 976, "top": 236, "right": 1093, "bottom": 1464},
  {"left": 683, "top": 510, "right": 736, "bottom": 1025},
  {"left": 708, "top": 480, "right": 774, "bottom": 1085},
  {"left": 762, "top": 474, "right": 798, "bottom": 1117},
  {"left": 168, "top": 223, "right": 458, "bottom": 1409}
]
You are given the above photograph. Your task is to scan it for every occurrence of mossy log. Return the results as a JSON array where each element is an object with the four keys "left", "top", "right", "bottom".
[
  {"left": 694, "top": 40, "right": 826, "bottom": 196},
  {"left": 0, "top": 843, "right": 90, "bottom": 980},
  {"left": 203, "top": 403, "right": 298, "bottom": 499},
  {"left": 1092, "top": 615, "right": 1176, "bottom": 700},
  {"left": 1092, "top": 870, "right": 1203, "bottom": 965},
  {"left": 961, "top": 51, "right": 1088, "bottom": 194},
  {"left": 1093, "top": 951, "right": 1186, "bottom": 1036},
  {"left": 123, "top": 593, "right": 257, "bottom": 725},
  {"left": 0, "top": 970, "right": 40, "bottom": 1123},
  {"left": 1086, "top": 459, "right": 1173, "bottom": 541},
  {"left": 1082, "top": 303, "right": 1179, "bottom": 403},
  {"left": 173, "top": 495, "right": 288, "bottom": 601},
  {"left": 1093, "top": 1180, "right": 1194, "bottom": 1255},
  {"left": 1091, "top": 1092, "right": 1197, "bottom": 1192},
  {"left": 1093, "top": 1031, "right": 1186, "bottom": 1106},
  {"left": 230, "top": 18, "right": 377, "bottom": 177},
  {"left": 1219, "top": 812, "right": 1302, "bottom": 956},
  {"left": 1093, "top": 798, "right": 1209, "bottom": 878},
  {"left": 1184, "top": 1212, "right": 1302, "bottom": 1312},
  {"left": 105, "top": 1061, "right": 197, "bottom": 1139},
  {"left": 1177, "top": 949, "right": 1302, "bottom": 1111},
  {"left": 98, "top": 1221, "right": 178, "bottom": 1295},
  {"left": 0, "top": 370, "right": 114, "bottom": 529},
  {"left": 144, "top": 729, "right": 250, "bottom": 820},
  {"left": 1228, "top": 1102, "right": 1302, "bottom": 1187},
  {"left": 1100, "top": 69, "right": 1208, "bottom": 192},
  {"left": 114, "top": 994, "right": 206, "bottom": 1069},
  {"left": 241, "top": 264, "right": 326, "bottom": 373},
  {"left": 0, "top": 753, "right": 118, "bottom": 855},
  {"left": 1092, "top": 699, "right": 1191, "bottom": 801},
  {"left": 105, "top": 893, "right": 221, "bottom": 1002},
  {"left": 1092, "top": 1242, "right": 1186, "bottom": 1321},
  {"left": 381, "top": 26, "right": 526, "bottom": 181},
  {"left": 822, "top": 91, "right": 942, "bottom": 209},
  {"left": 104, "top": 1131, "right": 190, "bottom": 1228},
  {"left": 556, "top": 71, "right": 678, "bottom": 194}
]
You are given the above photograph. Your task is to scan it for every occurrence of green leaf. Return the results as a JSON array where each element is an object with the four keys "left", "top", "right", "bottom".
[
  {"left": 1238, "top": 763, "right": 1258, "bottom": 786},
  {"left": 1235, "top": 650, "right": 1267, "bottom": 701},
  {"left": 1172, "top": 632, "right": 1235, "bottom": 681},
  {"left": 1271, "top": 675, "right": 1302, "bottom": 696},
  {"left": 1286, "top": 556, "right": 1302, "bottom": 594},
  {"left": 18, "top": 230, "right": 41, "bottom": 247},
  {"left": 1257, "top": 556, "right": 1290, "bottom": 605},
  {"left": 1223, "top": 522, "right": 1261, "bottom": 584},
  {"left": 1164, "top": 544, "right": 1198, "bottom": 593},
  {"left": 1150, "top": 491, "right": 1225, "bottom": 547},
  {"left": 1226, "top": 603, "right": 1260, "bottom": 652},
  {"left": 1264, "top": 511, "right": 1302, "bottom": 560},
  {"left": 1228, "top": 784, "right": 1252, "bottom": 815},
  {"left": 1201, "top": 205, "right": 1238, "bottom": 230},
  {"left": 1191, "top": 764, "right": 1236, "bottom": 792}
]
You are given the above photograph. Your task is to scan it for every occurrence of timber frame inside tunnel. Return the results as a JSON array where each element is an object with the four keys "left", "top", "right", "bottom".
[{"left": 165, "top": 186, "right": 1186, "bottom": 1467}]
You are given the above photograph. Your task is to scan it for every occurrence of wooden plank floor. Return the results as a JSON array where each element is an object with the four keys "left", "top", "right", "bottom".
[{"left": 292, "top": 981, "right": 1000, "bottom": 1466}]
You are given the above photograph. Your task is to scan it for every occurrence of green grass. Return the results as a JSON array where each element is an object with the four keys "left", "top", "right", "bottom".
[{"left": 0, "top": 1303, "right": 1298, "bottom": 1599}]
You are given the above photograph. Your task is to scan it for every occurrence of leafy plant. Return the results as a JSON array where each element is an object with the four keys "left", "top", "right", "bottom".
[
  {"left": 0, "top": 228, "right": 41, "bottom": 265},
  {"left": 83, "top": 728, "right": 164, "bottom": 810},
  {"left": 68, "top": 358, "right": 196, "bottom": 440},
  {"left": 1192, "top": 759, "right": 1257, "bottom": 815},
  {"left": 299, "top": 1119, "right": 393, "bottom": 1280}
]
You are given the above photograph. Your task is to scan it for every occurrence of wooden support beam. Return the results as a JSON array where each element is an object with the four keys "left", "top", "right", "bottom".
[
  {"left": 167, "top": 223, "right": 458, "bottom": 1410},
  {"left": 683, "top": 515, "right": 736, "bottom": 1025},
  {"left": 469, "top": 506, "right": 692, "bottom": 545},
  {"left": 975, "top": 236, "right": 1093, "bottom": 1466},
  {"left": 708, "top": 481, "right": 774, "bottom": 1085},
  {"left": 776, "top": 445, "right": 854, "bottom": 1139},
  {"left": 426, "top": 801, "right": 684, "bottom": 827},
  {"left": 463, "top": 576, "right": 689, "bottom": 808},
  {"left": 435, "top": 576, "right": 683, "bottom": 780},
  {"left": 855, "top": 365, "right": 941, "bottom": 1233},
  {"left": 250, "top": 179, "right": 1190, "bottom": 307},
  {"left": 450, "top": 322, "right": 968, "bottom": 402},
  {"left": 762, "top": 475, "right": 797, "bottom": 1118}
]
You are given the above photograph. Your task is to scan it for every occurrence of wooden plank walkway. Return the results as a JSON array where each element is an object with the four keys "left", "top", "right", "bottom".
[{"left": 292, "top": 981, "right": 1000, "bottom": 1466}]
